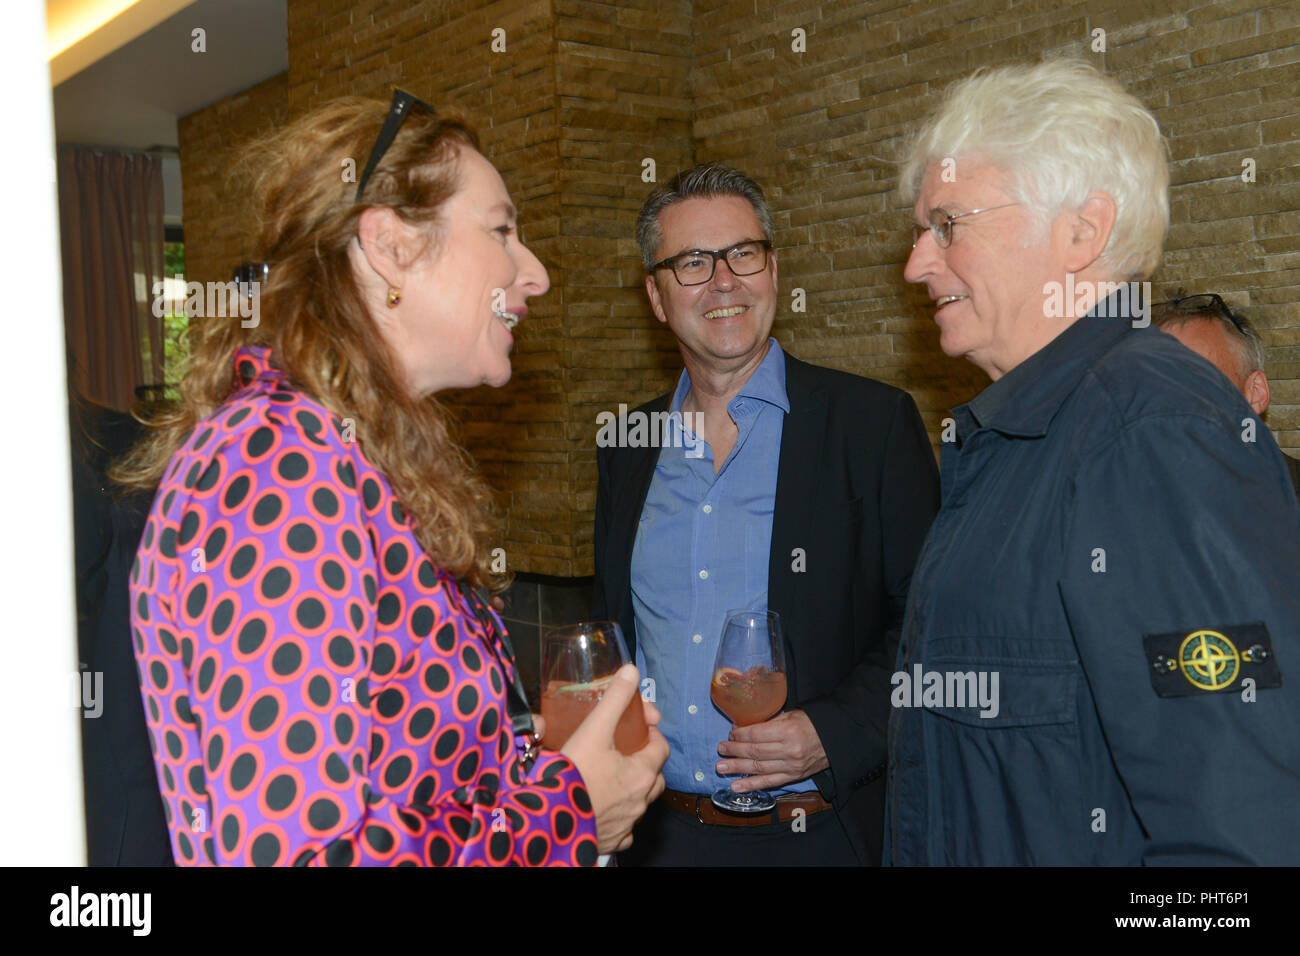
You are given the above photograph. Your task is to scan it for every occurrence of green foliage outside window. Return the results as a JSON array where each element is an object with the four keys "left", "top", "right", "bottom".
[{"left": 160, "top": 240, "right": 188, "bottom": 401}]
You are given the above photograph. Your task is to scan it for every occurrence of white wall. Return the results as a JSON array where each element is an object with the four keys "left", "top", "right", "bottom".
[{"left": 0, "top": 0, "right": 85, "bottom": 865}]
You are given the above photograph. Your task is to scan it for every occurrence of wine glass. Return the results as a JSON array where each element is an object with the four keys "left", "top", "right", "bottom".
[
  {"left": 710, "top": 609, "right": 787, "bottom": 813},
  {"left": 539, "top": 621, "right": 648, "bottom": 755}
]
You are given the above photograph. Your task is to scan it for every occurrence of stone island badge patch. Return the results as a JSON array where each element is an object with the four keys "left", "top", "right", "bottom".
[{"left": 1143, "top": 623, "right": 1282, "bottom": 698}]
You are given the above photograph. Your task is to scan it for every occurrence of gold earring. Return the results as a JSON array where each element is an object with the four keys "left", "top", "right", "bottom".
[{"left": 387, "top": 287, "right": 401, "bottom": 308}]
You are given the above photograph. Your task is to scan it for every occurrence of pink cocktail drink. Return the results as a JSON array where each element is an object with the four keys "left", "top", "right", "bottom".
[
  {"left": 710, "top": 665, "right": 787, "bottom": 726},
  {"left": 540, "top": 675, "right": 649, "bottom": 755}
]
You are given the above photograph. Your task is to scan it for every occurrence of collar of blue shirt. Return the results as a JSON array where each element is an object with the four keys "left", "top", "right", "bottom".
[{"left": 669, "top": 338, "right": 792, "bottom": 418}]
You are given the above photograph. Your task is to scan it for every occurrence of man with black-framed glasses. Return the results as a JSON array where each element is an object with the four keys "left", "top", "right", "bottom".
[
  {"left": 1154, "top": 293, "right": 1300, "bottom": 500},
  {"left": 591, "top": 163, "right": 939, "bottom": 866}
]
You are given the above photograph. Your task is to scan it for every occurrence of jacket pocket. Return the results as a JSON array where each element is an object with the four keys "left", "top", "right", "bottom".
[
  {"left": 922, "top": 655, "right": 1076, "bottom": 727},
  {"left": 915, "top": 649, "right": 1084, "bottom": 864}
]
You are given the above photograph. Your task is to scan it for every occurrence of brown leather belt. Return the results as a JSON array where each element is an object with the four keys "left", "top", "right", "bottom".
[{"left": 661, "top": 787, "right": 832, "bottom": 827}]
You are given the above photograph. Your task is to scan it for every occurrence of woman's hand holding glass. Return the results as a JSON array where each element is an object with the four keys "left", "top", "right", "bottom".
[{"left": 558, "top": 663, "right": 667, "bottom": 854}]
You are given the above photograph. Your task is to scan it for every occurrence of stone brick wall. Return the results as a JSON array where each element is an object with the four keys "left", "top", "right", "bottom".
[
  {"left": 177, "top": 0, "right": 1300, "bottom": 575},
  {"left": 553, "top": 1, "right": 694, "bottom": 571},
  {"left": 177, "top": 71, "right": 289, "bottom": 303},
  {"left": 691, "top": 0, "right": 1300, "bottom": 456}
]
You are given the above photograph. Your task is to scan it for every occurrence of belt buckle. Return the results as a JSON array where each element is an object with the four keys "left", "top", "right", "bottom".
[{"left": 695, "top": 794, "right": 705, "bottom": 825}]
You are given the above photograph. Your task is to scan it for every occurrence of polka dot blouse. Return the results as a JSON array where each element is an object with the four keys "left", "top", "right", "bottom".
[{"left": 129, "top": 346, "right": 598, "bottom": 865}]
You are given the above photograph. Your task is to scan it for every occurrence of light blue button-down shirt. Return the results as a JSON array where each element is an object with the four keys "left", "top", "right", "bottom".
[{"left": 631, "top": 339, "right": 809, "bottom": 794}]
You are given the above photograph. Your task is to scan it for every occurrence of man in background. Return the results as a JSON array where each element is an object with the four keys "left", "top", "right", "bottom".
[
  {"left": 69, "top": 380, "right": 172, "bottom": 866},
  {"left": 1154, "top": 292, "right": 1300, "bottom": 499}
]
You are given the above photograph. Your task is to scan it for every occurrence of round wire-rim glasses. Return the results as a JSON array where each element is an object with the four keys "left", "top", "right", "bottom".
[{"left": 911, "top": 202, "right": 1021, "bottom": 249}]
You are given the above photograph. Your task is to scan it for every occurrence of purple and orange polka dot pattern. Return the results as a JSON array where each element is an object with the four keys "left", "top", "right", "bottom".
[{"left": 130, "top": 346, "right": 598, "bottom": 865}]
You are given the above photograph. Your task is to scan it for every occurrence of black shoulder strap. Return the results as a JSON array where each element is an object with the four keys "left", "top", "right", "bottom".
[{"left": 457, "top": 581, "right": 540, "bottom": 768}]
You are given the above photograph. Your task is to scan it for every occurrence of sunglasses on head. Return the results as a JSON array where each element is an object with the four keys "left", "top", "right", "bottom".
[{"left": 355, "top": 88, "right": 437, "bottom": 203}]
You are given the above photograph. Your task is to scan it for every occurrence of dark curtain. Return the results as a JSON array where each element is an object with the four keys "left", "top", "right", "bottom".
[{"left": 58, "top": 147, "right": 165, "bottom": 411}]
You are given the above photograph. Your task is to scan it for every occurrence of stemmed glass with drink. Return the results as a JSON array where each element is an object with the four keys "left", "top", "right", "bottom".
[
  {"left": 710, "top": 609, "right": 787, "bottom": 813},
  {"left": 540, "top": 621, "right": 652, "bottom": 867},
  {"left": 539, "top": 621, "right": 649, "bottom": 755}
]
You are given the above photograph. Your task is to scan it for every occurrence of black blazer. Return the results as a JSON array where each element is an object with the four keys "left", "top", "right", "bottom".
[
  {"left": 592, "top": 352, "right": 939, "bottom": 864},
  {"left": 71, "top": 402, "right": 172, "bottom": 866}
]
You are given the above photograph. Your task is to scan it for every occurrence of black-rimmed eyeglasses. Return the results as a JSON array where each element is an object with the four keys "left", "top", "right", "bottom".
[
  {"left": 650, "top": 240, "right": 773, "bottom": 286},
  {"left": 355, "top": 88, "right": 437, "bottom": 203},
  {"left": 911, "top": 203, "right": 1021, "bottom": 249}
]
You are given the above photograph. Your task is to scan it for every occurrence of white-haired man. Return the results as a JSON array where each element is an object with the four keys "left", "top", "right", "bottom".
[
  {"left": 889, "top": 59, "right": 1300, "bottom": 865},
  {"left": 1154, "top": 292, "right": 1300, "bottom": 500}
]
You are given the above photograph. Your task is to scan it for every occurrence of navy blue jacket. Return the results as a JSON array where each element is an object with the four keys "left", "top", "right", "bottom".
[{"left": 886, "top": 300, "right": 1300, "bottom": 865}]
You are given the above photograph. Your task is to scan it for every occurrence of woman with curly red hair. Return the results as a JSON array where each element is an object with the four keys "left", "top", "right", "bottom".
[{"left": 115, "top": 91, "right": 666, "bottom": 865}]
